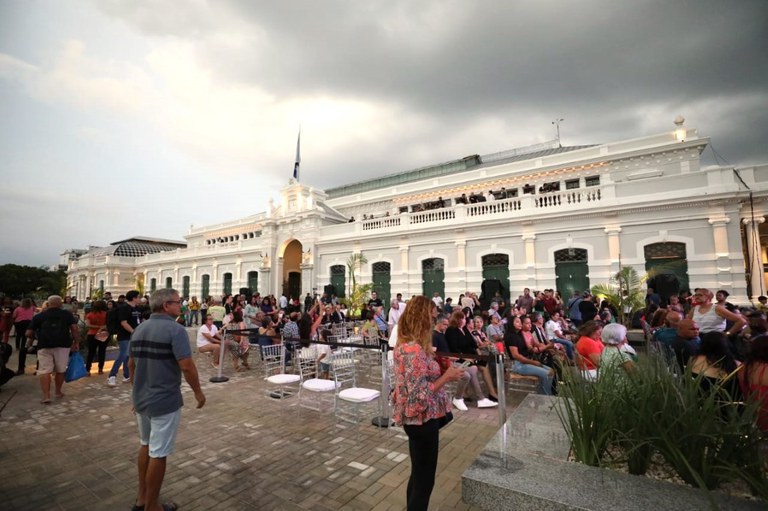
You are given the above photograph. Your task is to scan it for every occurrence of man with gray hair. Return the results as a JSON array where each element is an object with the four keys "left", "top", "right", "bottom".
[
  {"left": 26, "top": 295, "right": 80, "bottom": 404},
  {"left": 387, "top": 298, "right": 405, "bottom": 331},
  {"left": 128, "top": 288, "right": 205, "bottom": 511}
]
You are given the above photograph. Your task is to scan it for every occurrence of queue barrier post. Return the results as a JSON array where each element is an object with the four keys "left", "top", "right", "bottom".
[
  {"left": 209, "top": 334, "right": 230, "bottom": 383},
  {"left": 371, "top": 342, "right": 392, "bottom": 428},
  {"left": 495, "top": 352, "right": 506, "bottom": 428}
]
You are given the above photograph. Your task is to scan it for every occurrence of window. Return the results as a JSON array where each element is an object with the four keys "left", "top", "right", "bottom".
[
  {"left": 585, "top": 175, "right": 600, "bottom": 187},
  {"left": 522, "top": 184, "right": 536, "bottom": 195},
  {"left": 565, "top": 179, "right": 580, "bottom": 190}
]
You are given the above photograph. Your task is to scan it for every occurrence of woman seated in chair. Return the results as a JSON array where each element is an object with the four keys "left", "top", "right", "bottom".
[
  {"left": 446, "top": 310, "right": 497, "bottom": 409},
  {"left": 223, "top": 310, "right": 250, "bottom": 372},
  {"left": 575, "top": 321, "right": 604, "bottom": 380},
  {"left": 468, "top": 316, "right": 500, "bottom": 402},
  {"left": 505, "top": 316, "right": 555, "bottom": 395},
  {"left": 598, "top": 323, "right": 635, "bottom": 384}
]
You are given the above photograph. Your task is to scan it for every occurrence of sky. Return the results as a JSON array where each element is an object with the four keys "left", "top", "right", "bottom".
[{"left": 1, "top": 0, "right": 767, "bottom": 267}]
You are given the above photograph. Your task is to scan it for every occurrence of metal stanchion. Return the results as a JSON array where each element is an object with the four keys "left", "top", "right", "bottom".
[
  {"left": 495, "top": 352, "right": 506, "bottom": 428},
  {"left": 371, "top": 342, "right": 392, "bottom": 428},
  {"left": 209, "top": 338, "right": 229, "bottom": 383}
]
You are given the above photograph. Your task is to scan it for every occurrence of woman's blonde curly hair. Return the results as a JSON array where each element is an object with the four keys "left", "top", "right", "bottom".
[{"left": 396, "top": 295, "right": 435, "bottom": 355}]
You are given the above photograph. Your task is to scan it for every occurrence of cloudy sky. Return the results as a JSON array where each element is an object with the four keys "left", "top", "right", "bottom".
[{"left": 2, "top": 0, "right": 767, "bottom": 267}]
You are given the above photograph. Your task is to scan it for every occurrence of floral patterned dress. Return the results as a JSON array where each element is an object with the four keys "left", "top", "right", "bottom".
[{"left": 392, "top": 342, "right": 451, "bottom": 426}]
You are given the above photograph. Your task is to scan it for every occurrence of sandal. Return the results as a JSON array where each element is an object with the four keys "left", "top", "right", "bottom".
[
  {"left": 131, "top": 505, "right": 144, "bottom": 511},
  {"left": 40, "top": 398, "right": 51, "bottom": 405},
  {"left": 162, "top": 503, "right": 179, "bottom": 511}
]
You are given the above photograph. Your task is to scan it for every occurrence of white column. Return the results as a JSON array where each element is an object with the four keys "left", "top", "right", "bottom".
[
  {"left": 522, "top": 233, "right": 537, "bottom": 289},
  {"left": 604, "top": 226, "right": 622, "bottom": 273},
  {"left": 743, "top": 217, "right": 765, "bottom": 299},
  {"left": 456, "top": 240, "right": 467, "bottom": 292}
]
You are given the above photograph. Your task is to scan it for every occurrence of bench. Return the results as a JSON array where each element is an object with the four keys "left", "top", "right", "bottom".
[{"left": 506, "top": 373, "right": 539, "bottom": 393}]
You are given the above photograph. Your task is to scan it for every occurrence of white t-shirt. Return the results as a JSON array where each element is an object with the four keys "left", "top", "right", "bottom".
[
  {"left": 197, "top": 324, "right": 219, "bottom": 347},
  {"left": 545, "top": 319, "right": 563, "bottom": 341},
  {"left": 432, "top": 296, "right": 443, "bottom": 308}
]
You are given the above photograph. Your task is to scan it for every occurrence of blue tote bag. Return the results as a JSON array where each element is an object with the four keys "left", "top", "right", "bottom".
[{"left": 65, "top": 352, "right": 88, "bottom": 382}]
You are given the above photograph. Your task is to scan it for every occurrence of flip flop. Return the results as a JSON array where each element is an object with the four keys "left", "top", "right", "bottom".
[
  {"left": 131, "top": 505, "right": 144, "bottom": 511},
  {"left": 55, "top": 393, "right": 64, "bottom": 399},
  {"left": 162, "top": 503, "right": 179, "bottom": 511},
  {"left": 40, "top": 399, "right": 51, "bottom": 404}
]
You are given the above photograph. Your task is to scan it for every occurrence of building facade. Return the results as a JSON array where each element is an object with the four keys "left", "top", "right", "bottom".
[{"left": 67, "top": 121, "right": 768, "bottom": 306}]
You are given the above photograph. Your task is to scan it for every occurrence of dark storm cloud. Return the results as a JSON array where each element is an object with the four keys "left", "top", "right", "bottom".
[{"left": 99, "top": 0, "right": 768, "bottom": 174}]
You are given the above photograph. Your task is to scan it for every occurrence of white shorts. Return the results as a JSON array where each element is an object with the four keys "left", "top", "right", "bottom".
[
  {"left": 136, "top": 409, "right": 182, "bottom": 458},
  {"left": 37, "top": 348, "right": 70, "bottom": 374}
]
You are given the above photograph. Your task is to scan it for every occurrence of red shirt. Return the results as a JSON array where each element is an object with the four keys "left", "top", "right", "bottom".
[{"left": 576, "top": 335, "right": 604, "bottom": 370}]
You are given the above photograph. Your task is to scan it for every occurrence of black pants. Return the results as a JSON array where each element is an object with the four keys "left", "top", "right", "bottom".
[
  {"left": 86, "top": 335, "right": 107, "bottom": 372},
  {"left": 403, "top": 419, "right": 440, "bottom": 511},
  {"left": 14, "top": 320, "right": 30, "bottom": 372}
]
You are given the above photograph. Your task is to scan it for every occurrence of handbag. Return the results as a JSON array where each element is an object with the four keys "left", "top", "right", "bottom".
[
  {"left": 65, "top": 352, "right": 88, "bottom": 382},
  {"left": 95, "top": 330, "right": 109, "bottom": 342},
  {"left": 438, "top": 411, "right": 453, "bottom": 429}
]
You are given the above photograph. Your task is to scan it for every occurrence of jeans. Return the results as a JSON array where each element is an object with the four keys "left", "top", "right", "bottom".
[
  {"left": 513, "top": 360, "right": 554, "bottom": 395},
  {"left": 403, "top": 419, "right": 440, "bottom": 511},
  {"left": 14, "top": 320, "right": 30, "bottom": 372},
  {"left": 109, "top": 339, "right": 131, "bottom": 378},
  {"left": 553, "top": 337, "right": 575, "bottom": 360},
  {"left": 189, "top": 310, "right": 199, "bottom": 326}
]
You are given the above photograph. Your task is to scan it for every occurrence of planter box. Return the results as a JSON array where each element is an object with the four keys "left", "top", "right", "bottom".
[{"left": 462, "top": 394, "right": 763, "bottom": 510}]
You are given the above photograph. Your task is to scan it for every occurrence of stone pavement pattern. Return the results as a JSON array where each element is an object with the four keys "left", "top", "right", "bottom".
[{"left": 0, "top": 342, "right": 524, "bottom": 510}]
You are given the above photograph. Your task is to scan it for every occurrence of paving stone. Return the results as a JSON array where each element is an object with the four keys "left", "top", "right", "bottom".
[{"left": 1, "top": 351, "right": 518, "bottom": 510}]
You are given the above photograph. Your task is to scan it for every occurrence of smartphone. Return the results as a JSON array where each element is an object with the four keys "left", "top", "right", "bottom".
[{"left": 459, "top": 360, "right": 472, "bottom": 368}]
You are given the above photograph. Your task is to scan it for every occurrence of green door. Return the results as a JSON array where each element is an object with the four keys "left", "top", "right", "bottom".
[
  {"left": 372, "top": 262, "right": 391, "bottom": 313},
  {"left": 644, "top": 243, "right": 689, "bottom": 304},
  {"left": 330, "top": 265, "right": 346, "bottom": 298},
  {"left": 150, "top": 278, "right": 157, "bottom": 293},
  {"left": 201, "top": 275, "right": 210, "bottom": 299},
  {"left": 247, "top": 271, "right": 258, "bottom": 294},
  {"left": 555, "top": 261, "right": 590, "bottom": 299},
  {"left": 182, "top": 276, "right": 190, "bottom": 298},
  {"left": 165, "top": 277, "right": 173, "bottom": 289},
  {"left": 422, "top": 258, "right": 445, "bottom": 299},
  {"left": 481, "top": 254, "right": 510, "bottom": 308},
  {"left": 223, "top": 273, "right": 232, "bottom": 295},
  {"left": 554, "top": 249, "right": 590, "bottom": 299}
]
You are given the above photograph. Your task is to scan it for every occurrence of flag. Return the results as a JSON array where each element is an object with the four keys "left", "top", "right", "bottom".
[{"left": 293, "top": 129, "right": 301, "bottom": 181}]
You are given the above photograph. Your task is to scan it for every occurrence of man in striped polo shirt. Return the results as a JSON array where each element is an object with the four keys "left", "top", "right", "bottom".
[{"left": 128, "top": 288, "right": 206, "bottom": 511}]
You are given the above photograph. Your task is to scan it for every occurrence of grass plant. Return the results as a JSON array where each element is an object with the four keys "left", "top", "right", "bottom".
[{"left": 556, "top": 352, "right": 767, "bottom": 504}]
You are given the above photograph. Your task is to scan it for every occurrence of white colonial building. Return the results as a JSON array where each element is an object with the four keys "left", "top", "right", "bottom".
[{"left": 67, "top": 120, "right": 768, "bottom": 307}]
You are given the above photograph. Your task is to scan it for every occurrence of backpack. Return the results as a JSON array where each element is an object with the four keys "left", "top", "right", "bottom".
[{"left": 37, "top": 311, "right": 72, "bottom": 347}]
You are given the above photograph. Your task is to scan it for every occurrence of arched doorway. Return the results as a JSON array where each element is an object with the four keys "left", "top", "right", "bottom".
[
  {"left": 422, "top": 258, "right": 445, "bottom": 299},
  {"left": 481, "top": 254, "right": 510, "bottom": 309},
  {"left": 555, "top": 249, "right": 589, "bottom": 299},
  {"left": 283, "top": 240, "right": 303, "bottom": 299},
  {"left": 644, "top": 242, "right": 689, "bottom": 304}
]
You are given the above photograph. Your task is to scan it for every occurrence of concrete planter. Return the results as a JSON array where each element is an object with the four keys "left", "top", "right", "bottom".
[{"left": 462, "top": 394, "right": 764, "bottom": 510}]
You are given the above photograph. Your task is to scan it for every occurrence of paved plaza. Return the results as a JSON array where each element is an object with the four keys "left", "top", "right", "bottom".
[{"left": 0, "top": 335, "right": 523, "bottom": 511}]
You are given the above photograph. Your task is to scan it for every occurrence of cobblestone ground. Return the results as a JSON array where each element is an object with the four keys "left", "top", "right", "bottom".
[{"left": 0, "top": 340, "right": 524, "bottom": 511}]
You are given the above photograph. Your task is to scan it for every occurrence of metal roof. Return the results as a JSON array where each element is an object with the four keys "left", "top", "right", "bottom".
[{"left": 325, "top": 143, "right": 595, "bottom": 199}]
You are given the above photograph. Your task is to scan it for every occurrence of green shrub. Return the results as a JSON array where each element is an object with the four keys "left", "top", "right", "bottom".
[{"left": 556, "top": 353, "right": 766, "bottom": 500}]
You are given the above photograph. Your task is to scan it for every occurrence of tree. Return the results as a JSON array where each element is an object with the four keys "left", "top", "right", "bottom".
[
  {"left": 591, "top": 266, "right": 646, "bottom": 327},
  {"left": 0, "top": 264, "right": 66, "bottom": 299},
  {"left": 346, "top": 253, "right": 372, "bottom": 319}
]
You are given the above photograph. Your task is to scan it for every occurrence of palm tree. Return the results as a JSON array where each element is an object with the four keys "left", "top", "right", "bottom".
[
  {"left": 346, "top": 253, "right": 372, "bottom": 319},
  {"left": 591, "top": 266, "right": 646, "bottom": 326}
]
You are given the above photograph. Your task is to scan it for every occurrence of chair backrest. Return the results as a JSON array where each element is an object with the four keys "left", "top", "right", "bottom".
[
  {"left": 261, "top": 343, "right": 286, "bottom": 377},
  {"left": 331, "top": 350, "right": 356, "bottom": 389},
  {"left": 297, "top": 347, "right": 317, "bottom": 380},
  {"left": 331, "top": 324, "right": 347, "bottom": 338}
]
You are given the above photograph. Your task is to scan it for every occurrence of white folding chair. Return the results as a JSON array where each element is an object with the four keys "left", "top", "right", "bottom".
[
  {"left": 332, "top": 350, "right": 380, "bottom": 434},
  {"left": 261, "top": 343, "right": 300, "bottom": 400},
  {"left": 297, "top": 347, "right": 337, "bottom": 413}
]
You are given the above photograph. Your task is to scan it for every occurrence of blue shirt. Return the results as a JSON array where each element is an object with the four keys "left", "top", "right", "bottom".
[{"left": 130, "top": 313, "right": 192, "bottom": 416}]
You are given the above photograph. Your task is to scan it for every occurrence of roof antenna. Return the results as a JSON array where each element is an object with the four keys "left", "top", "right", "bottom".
[{"left": 552, "top": 118, "right": 564, "bottom": 147}]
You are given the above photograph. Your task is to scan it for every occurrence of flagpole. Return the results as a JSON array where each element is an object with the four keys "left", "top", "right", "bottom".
[{"left": 293, "top": 127, "right": 301, "bottom": 182}]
